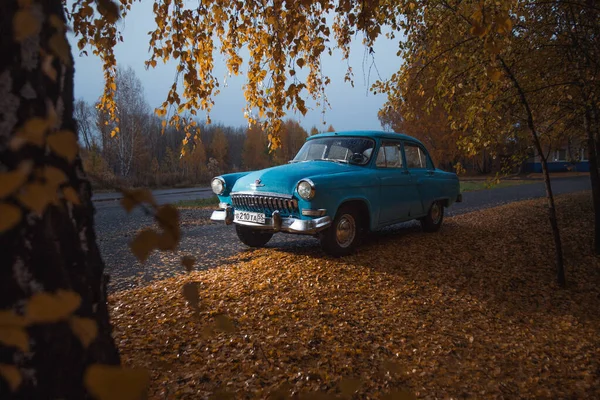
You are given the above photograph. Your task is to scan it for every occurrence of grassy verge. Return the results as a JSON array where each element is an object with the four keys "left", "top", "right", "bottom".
[
  {"left": 175, "top": 196, "right": 219, "bottom": 208},
  {"left": 111, "top": 192, "right": 599, "bottom": 399},
  {"left": 460, "top": 179, "right": 535, "bottom": 192}
]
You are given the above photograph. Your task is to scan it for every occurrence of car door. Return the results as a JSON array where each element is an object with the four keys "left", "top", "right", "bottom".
[
  {"left": 375, "top": 141, "right": 421, "bottom": 225},
  {"left": 403, "top": 142, "right": 437, "bottom": 215}
]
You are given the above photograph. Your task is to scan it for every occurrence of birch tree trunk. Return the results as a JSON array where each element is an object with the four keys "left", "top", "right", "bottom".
[{"left": 0, "top": 0, "right": 120, "bottom": 397}]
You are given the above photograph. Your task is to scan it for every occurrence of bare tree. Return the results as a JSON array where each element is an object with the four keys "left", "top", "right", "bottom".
[
  {"left": 74, "top": 99, "right": 97, "bottom": 151},
  {"left": 113, "top": 66, "right": 149, "bottom": 178}
]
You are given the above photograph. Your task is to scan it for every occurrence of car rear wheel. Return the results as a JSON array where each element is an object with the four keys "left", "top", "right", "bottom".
[
  {"left": 319, "top": 205, "right": 361, "bottom": 257},
  {"left": 235, "top": 225, "right": 273, "bottom": 247},
  {"left": 420, "top": 200, "right": 444, "bottom": 232}
]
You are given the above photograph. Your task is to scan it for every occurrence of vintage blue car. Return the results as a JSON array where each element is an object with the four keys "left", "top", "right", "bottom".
[{"left": 210, "top": 130, "right": 461, "bottom": 256}]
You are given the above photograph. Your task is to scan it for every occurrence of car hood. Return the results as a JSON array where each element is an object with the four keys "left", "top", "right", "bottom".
[{"left": 232, "top": 161, "right": 357, "bottom": 194}]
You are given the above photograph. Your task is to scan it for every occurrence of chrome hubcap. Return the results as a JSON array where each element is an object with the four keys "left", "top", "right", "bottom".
[
  {"left": 431, "top": 202, "right": 442, "bottom": 224},
  {"left": 335, "top": 214, "right": 356, "bottom": 248}
]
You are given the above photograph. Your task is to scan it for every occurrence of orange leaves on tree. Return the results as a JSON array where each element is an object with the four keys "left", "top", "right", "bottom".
[{"left": 84, "top": 365, "right": 149, "bottom": 400}]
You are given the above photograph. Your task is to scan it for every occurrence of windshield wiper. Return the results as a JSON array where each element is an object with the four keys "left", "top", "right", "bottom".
[{"left": 313, "top": 158, "right": 349, "bottom": 164}]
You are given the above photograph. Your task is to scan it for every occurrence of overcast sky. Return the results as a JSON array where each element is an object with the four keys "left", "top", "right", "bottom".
[{"left": 69, "top": 2, "right": 402, "bottom": 132}]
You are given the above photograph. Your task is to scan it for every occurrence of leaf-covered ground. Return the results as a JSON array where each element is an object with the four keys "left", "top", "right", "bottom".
[{"left": 110, "top": 192, "right": 600, "bottom": 399}]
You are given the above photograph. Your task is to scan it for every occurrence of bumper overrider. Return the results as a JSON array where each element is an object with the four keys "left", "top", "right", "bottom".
[{"left": 210, "top": 206, "right": 332, "bottom": 235}]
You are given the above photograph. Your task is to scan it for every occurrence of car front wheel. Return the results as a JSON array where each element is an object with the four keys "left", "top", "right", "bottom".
[
  {"left": 420, "top": 200, "right": 444, "bottom": 232},
  {"left": 319, "top": 205, "right": 360, "bottom": 257},
  {"left": 235, "top": 225, "right": 273, "bottom": 247}
]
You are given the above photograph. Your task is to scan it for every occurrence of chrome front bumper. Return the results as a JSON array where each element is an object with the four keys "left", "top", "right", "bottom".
[{"left": 210, "top": 207, "right": 332, "bottom": 235}]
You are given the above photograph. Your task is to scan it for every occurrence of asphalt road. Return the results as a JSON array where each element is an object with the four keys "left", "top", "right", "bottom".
[{"left": 94, "top": 176, "right": 591, "bottom": 292}]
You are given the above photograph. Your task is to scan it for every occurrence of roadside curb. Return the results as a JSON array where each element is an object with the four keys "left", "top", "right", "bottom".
[{"left": 92, "top": 187, "right": 213, "bottom": 203}]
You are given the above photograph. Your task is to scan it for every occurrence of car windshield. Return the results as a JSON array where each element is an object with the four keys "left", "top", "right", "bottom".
[{"left": 291, "top": 137, "right": 375, "bottom": 165}]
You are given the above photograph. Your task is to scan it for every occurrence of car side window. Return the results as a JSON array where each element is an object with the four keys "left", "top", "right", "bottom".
[
  {"left": 404, "top": 144, "right": 429, "bottom": 169},
  {"left": 376, "top": 142, "right": 404, "bottom": 168}
]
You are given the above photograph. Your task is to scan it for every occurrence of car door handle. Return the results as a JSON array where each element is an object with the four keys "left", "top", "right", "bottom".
[{"left": 426, "top": 170, "right": 435, "bottom": 176}]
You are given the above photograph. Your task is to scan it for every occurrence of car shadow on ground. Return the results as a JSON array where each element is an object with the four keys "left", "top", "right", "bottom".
[{"left": 267, "top": 206, "right": 600, "bottom": 327}]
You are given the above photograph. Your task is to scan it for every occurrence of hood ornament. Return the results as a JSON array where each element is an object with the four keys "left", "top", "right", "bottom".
[{"left": 250, "top": 179, "right": 265, "bottom": 189}]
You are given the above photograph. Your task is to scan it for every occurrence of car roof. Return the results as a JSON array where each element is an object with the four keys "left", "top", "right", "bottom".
[{"left": 307, "top": 130, "right": 425, "bottom": 146}]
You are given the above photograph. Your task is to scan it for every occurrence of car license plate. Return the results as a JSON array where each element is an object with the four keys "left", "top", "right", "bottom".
[{"left": 234, "top": 210, "right": 266, "bottom": 224}]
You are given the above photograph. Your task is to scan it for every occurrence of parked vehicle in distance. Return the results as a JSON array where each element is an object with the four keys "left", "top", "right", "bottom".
[{"left": 210, "top": 130, "right": 462, "bottom": 256}]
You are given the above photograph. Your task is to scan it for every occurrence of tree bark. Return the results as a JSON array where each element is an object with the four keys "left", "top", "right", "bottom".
[
  {"left": 1, "top": 1, "right": 120, "bottom": 397},
  {"left": 499, "top": 57, "right": 566, "bottom": 287},
  {"left": 586, "top": 107, "right": 600, "bottom": 255}
]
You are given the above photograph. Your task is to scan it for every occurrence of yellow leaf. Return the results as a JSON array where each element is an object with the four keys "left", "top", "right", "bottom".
[
  {"left": 17, "top": 182, "right": 53, "bottom": 215},
  {"left": 487, "top": 67, "right": 502, "bottom": 82},
  {"left": 495, "top": 16, "right": 513, "bottom": 35},
  {"left": 156, "top": 204, "right": 179, "bottom": 237},
  {"left": 12, "top": 117, "right": 49, "bottom": 148},
  {"left": 69, "top": 317, "right": 97, "bottom": 348},
  {"left": 49, "top": 33, "right": 71, "bottom": 65},
  {"left": 26, "top": 290, "right": 81, "bottom": 323},
  {"left": 84, "top": 365, "right": 149, "bottom": 400},
  {"left": 381, "top": 390, "right": 416, "bottom": 400},
  {"left": 469, "top": 23, "right": 488, "bottom": 38},
  {"left": 182, "top": 282, "right": 201, "bottom": 310},
  {"left": 13, "top": 9, "right": 39, "bottom": 42},
  {"left": 0, "top": 203, "right": 22, "bottom": 232},
  {"left": 48, "top": 15, "right": 66, "bottom": 32},
  {"left": 339, "top": 378, "right": 362, "bottom": 398},
  {"left": 0, "top": 311, "right": 28, "bottom": 328},
  {"left": 181, "top": 256, "right": 195, "bottom": 272},
  {"left": 96, "top": 0, "right": 121, "bottom": 24},
  {"left": 296, "top": 58, "right": 305, "bottom": 68},
  {"left": 0, "top": 364, "right": 22, "bottom": 392},
  {"left": 63, "top": 186, "right": 81, "bottom": 205},
  {"left": 44, "top": 166, "right": 67, "bottom": 188},
  {"left": 214, "top": 314, "right": 236, "bottom": 333},
  {"left": 155, "top": 205, "right": 180, "bottom": 251},
  {"left": 0, "top": 327, "right": 29, "bottom": 352},
  {"left": 130, "top": 229, "right": 160, "bottom": 263},
  {"left": 47, "top": 130, "right": 79, "bottom": 163},
  {"left": 0, "top": 170, "right": 28, "bottom": 199},
  {"left": 120, "top": 189, "right": 156, "bottom": 213}
]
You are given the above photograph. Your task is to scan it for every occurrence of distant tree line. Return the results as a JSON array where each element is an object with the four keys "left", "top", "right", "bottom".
[{"left": 77, "top": 67, "right": 320, "bottom": 189}]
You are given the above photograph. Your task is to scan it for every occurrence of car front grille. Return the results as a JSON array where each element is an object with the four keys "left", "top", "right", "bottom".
[{"left": 231, "top": 193, "right": 299, "bottom": 215}]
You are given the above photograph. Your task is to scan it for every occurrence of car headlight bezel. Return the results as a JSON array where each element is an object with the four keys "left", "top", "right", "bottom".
[
  {"left": 297, "top": 179, "right": 315, "bottom": 200},
  {"left": 211, "top": 177, "right": 225, "bottom": 195}
]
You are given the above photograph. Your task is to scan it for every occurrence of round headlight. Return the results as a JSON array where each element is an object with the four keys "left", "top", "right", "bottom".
[
  {"left": 211, "top": 177, "right": 225, "bottom": 195},
  {"left": 297, "top": 179, "right": 315, "bottom": 200}
]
